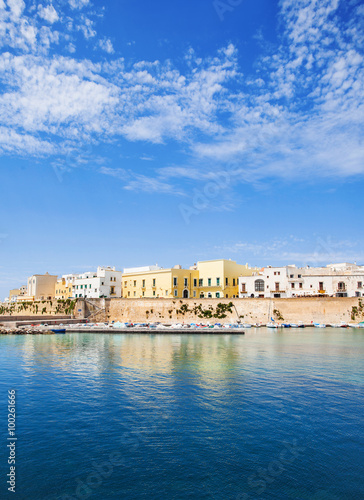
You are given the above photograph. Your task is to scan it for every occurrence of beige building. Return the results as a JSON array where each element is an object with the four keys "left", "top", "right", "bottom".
[
  {"left": 122, "top": 260, "right": 258, "bottom": 299},
  {"left": 9, "top": 285, "right": 27, "bottom": 302},
  {"left": 27, "top": 272, "right": 58, "bottom": 301}
]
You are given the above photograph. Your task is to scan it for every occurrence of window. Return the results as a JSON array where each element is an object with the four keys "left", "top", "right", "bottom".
[
  {"left": 208, "top": 293, "right": 212, "bottom": 298},
  {"left": 225, "top": 277, "right": 228, "bottom": 286},
  {"left": 80, "top": 285, "right": 83, "bottom": 289},
  {"left": 358, "top": 282, "right": 362, "bottom": 289},
  {"left": 291, "top": 283, "right": 295, "bottom": 289},
  {"left": 290, "top": 274, "right": 294, "bottom": 278},
  {"left": 173, "top": 277, "right": 177, "bottom": 287},
  {"left": 153, "top": 279, "right": 156, "bottom": 287},
  {"left": 111, "top": 287, "right": 115, "bottom": 295},
  {"left": 165, "top": 290, "right": 168, "bottom": 296},
  {"left": 133, "top": 281, "right": 136, "bottom": 287},
  {"left": 193, "top": 279, "right": 197, "bottom": 287},
  {"left": 142, "top": 280, "right": 145, "bottom": 288},
  {"left": 216, "top": 277, "right": 220, "bottom": 286},
  {"left": 298, "top": 274, "right": 302, "bottom": 278},
  {"left": 89, "top": 284, "right": 91, "bottom": 288},
  {"left": 275, "top": 282, "right": 280, "bottom": 291},
  {"left": 193, "top": 291, "right": 196, "bottom": 297},
  {"left": 174, "top": 290, "right": 178, "bottom": 297},
  {"left": 199, "top": 279, "right": 203, "bottom": 287},
  {"left": 233, "top": 278, "right": 236, "bottom": 286},
  {"left": 299, "top": 283, "right": 303, "bottom": 289},
  {"left": 124, "top": 281, "right": 127, "bottom": 287},
  {"left": 319, "top": 282, "right": 324, "bottom": 290},
  {"left": 142, "top": 291, "right": 145, "bottom": 297},
  {"left": 241, "top": 283, "right": 246, "bottom": 292},
  {"left": 128, "top": 291, "right": 130, "bottom": 297},
  {"left": 134, "top": 291, "right": 136, "bottom": 297},
  {"left": 184, "top": 278, "right": 188, "bottom": 287},
  {"left": 153, "top": 291, "right": 156, "bottom": 296},
  {"left": 101, "top": 281, "right": 104, "bottom": 285},
  {"left": 216, "top": 292, "right": 220, "bottom": 298},
  {"left": 338, "top": 282, "right": 346, "bottom": 291},
  {"left": 255, "top": 280, "right": 265, "bottom": 292},
  {"left": 208, "top": 278, "right": 211, "bottom": 287}
]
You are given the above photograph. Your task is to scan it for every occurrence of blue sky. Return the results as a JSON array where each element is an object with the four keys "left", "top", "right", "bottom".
[{"left": 0, "top": 0, "right": 363, "bottom": 298}]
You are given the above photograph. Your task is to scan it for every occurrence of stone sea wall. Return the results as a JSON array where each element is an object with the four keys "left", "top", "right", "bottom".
[{"left": 76, "top": 297, "right": 364, "bottom": 324}]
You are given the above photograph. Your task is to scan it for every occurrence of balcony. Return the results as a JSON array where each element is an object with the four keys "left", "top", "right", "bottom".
[
  {"left": 337, "top": 287, "right": 346, "bottom": 292},
  {"left": 318, "top": 290, "right": 326, "bottom": 294}
]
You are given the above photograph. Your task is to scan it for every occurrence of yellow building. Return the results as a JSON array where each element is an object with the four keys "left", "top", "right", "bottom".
[
  {"left": 122, "top": 260, "right": 258, "bottom": 299},
  {"left": 54, "top": 278, "right": 73, "bottom": 300},
  {"left": 122, "top": 265, "right": 199, "bottom": 299},
  {"left": 195, "top": 259, "right": 259, "bottom": 299}
]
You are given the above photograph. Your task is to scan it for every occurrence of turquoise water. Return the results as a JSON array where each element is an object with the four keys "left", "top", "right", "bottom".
[{"left": 0, "top": 329, "right": 363, "bottom": 499}]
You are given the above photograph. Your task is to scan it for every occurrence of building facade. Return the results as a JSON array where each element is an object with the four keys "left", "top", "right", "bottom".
[
  {"left": 9, "top": 285, "right": 27, "bottom": 302},
  {"left": 26, "top": 273, "right": 58, "bottom": 301},
  {"left": 122, "top": 260, "right": 258, "bottom": 299},
  {"left": 239, "top": 263, "right": 364, "bottom": 299},
  {"left": 72, "top": 266, "right": 122, "bottom": 299},
  {"left": 195, "top": 259, "right": 258, "bottom": 299},
  {"left": 122, "top": 265, "right": 200, "bottom": 299}
]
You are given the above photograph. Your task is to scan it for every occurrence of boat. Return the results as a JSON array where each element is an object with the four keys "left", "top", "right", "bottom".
[
  {"left": 51, "top": 328, "right": 66, "bottom": 334},
  {"left": 241, "top": 323, "right": 252, "bottom": 328},
  {"left": 314, "top": 323, "right": 326, "bottom": 328},
  {"left": 282, "top": 323, "right": 291, "bottom": 328},
  {"left": 267, "top": 323, "right": 279, "bottom": 328}
]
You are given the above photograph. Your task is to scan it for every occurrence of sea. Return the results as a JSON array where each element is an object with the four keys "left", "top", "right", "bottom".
[{"left": 0, "top": 328, "right": 363, "bottom": 499}]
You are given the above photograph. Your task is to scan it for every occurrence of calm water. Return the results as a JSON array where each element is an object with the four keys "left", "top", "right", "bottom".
[{"left": 0, "top": 329, "right": 363, "bottom": 500}]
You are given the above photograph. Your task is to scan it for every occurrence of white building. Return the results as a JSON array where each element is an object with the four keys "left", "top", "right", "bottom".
[
  {"left": 72, "top": 266, "right": 122, "bottom": 299},
  {"left": 239, "top": 263, "right": 364, "bottom": 299}
]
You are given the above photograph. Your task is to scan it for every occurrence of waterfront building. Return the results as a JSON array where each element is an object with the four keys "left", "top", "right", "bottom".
[
  {"left": 54, "top": 277, "right": 74, "bottom": 300},
  {"left": 239, "top": 263, "right": 364, "bottom": 298},
  {"left": 26, "top": 272, "right": 58, "bottom": 301},
  {"left": 122, "top": 260, "right": 258, "bottom": 299},
  {"left": 122, "top": 265, "right": 199, "bottom": 299},
  {"left": 9, "top": 285, "right": 27, "bottom": 302},
  {"left": 195, "top": 259, "right": 259, "bottom": 299},
  {"left": 72, "top": 266, "right": 122, "bottom": 299}
]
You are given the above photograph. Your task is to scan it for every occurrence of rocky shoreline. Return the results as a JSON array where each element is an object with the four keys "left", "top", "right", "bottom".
[{"left": 0, "top": 328, "right": 55, "bottom": 335}]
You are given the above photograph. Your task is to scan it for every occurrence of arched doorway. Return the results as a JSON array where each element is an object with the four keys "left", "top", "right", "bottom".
[{"left": 183, "top": 289, "right": 189, "bottom": 298}]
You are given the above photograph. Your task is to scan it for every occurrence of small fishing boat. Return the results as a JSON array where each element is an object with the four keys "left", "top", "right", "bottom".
[
  {"left": 51, "top": 328, "right": 66, "bottom": 334},
  {"left": 314, "top": 323, "right": 326, "bottom": 328},
  {"left": 267, "top": 323, "right": 279, "bottom": 328},
  {"left": 282, "top": 323, "right": 291, "bottom": 328}
]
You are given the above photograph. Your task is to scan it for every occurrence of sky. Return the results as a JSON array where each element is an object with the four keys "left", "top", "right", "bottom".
[{"left": 0, "top": 0, "right": 363, "bottom": 298}]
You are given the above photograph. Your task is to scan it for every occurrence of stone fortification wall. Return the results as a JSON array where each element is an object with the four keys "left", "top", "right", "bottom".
[
  {"left": 75, "top": 297, "right": 364, "bottom": 324},
  {"left": 0, "top": 299, "right": 76, "bottom": 319}
]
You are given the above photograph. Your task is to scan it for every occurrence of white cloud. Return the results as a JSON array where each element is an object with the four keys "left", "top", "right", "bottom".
[
  {"left": 38, "top": 4, "right": 59, "bottom": 24},
  {"left": 0, "top": 0, "right": 362, "bottom": 188},
  {"left": 99, "top": 38, "right": 114, "bottom": 54}
]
